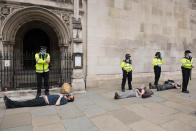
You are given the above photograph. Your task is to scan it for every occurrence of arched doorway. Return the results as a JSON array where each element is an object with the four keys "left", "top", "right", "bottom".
[
  {"left": 23, "top": 28, "right": 50, "bottom": 55},
  {"left": 14, "top": 20, "right": 60, "bottom": 70},
  {"left": 23, "top": 28, "right": 50, "bottom": 68},
  {"left": 1, "top": 7, "right": 72, "bottom": 89}
]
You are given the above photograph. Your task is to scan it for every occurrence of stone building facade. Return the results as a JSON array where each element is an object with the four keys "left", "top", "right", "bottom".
[
  {"left": 87, "top": 0, "right": 196, "bottom": 88},
  {"left": 0, "top": 0, "right": 196, "bottom": 90}
]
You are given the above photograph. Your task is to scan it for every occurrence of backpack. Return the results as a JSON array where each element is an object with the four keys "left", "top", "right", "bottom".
[
  {"left": 142, "top": 89, "right": 153, "bottom": 98},
  {"left": 61, "top": 83, "right": 71, "bottom": 94}
]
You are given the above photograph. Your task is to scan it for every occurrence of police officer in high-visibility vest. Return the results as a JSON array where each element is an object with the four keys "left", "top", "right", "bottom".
[
  {"left": 153, "top": 52, "right": 164, "bottom": 86},
  {"left": 121, "top": 54, "right": 132, "bottom": 92},
  {"left": 35, "top": 46, "right": 50, "bottom": 97},
  {"left": 181, "top": 50, "right": 194, "bottom": 93}
]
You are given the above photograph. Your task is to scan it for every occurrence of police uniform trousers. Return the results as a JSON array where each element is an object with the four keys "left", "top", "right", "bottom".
[
  {"left": 181, "top": 68, "right": 191, "bottom": 92},
  {"left": 36, "top": 72, "right": 49, "bottom": 95},
  {"left": 154, "top": 66, "right": 161, "bottom": 85},
  {"left": 121, "top": 70, "right": 132, "bottom": 90}
]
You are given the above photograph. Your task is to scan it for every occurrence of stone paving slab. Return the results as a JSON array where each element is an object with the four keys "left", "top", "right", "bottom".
[
  {"left": 5, "top": 107, "right": 31, "bottom": 115},
  {"left": 1, "top": 78, "right": 196, "bottom": 131},
  {"left": 0, "top": 112, "right": 31, "bottom": 129},
  {"left": 61, "top": 116, "right": 97, "bottom": 131},
  {"left": 87, "top": 92, "right": 121, "bottom": 111},
  {"left": 31, "top": 106, "right": 57, "bottom": 117},
  {"left": 110, "top": 108, "right": 143, "bottom": 126},
  {"left": 143, "top": 103, "right": 178, "bottom": 116},
  {"left": 1, "top": 126, "right": 33, "bottom": 131},
  {"left": 171, "top": 113, "right": 196, "bottom": 128},
  {"left": 90, "top": 113, "right": 131, "bottom": 131},
  {"left": 125, "top": 103, "right": 177, "bottom": 125},
  {"left": 56, "top": 103, "right": 85, "bottom": 120},
  {"left": 0, "top": 110, "right": 5, "bottom": 118},
  {"left": 0, "top": 118, "right": 2, "bottom": 126},
  {"left": 32, "top": 115, "right": 60, "bottom": 127},
  {"left": 163, "top": 101, "right": 196, "bottom": 114},
  {"left": 161, "top": 119, "right": 195, "bottom": 131},
  {"left": 74, "top": 97, "right": 106, "bottom": 117},
  {"left": 129, "top": 120, "right": 167, "bottom": 131},
  {"left": 33, "top": 123, "right": 65, "bottom": 131}
]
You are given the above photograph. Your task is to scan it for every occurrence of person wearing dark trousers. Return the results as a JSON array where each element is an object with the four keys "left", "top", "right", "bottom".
[
  {"left": 35, "top": 46, "right": 50, "bottom": 97},
  {"left": 121, "top": 53, "right": 132, "bottom": 92},
  {"left": 3, "top": 94, "right": 74, "bottom": 109},
  {"left": 149, "top": 80, "right": 181, "bottom": 91},
  {"left": 181, "top": 50, "right": 194, "bottom": 93},
  {"left": 153, "top": 52, "right": 164, "bottom": 86}
]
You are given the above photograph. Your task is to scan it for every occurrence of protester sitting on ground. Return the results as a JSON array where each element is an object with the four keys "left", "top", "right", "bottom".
[
  {"left": 4, "top": 94, "right": 74, "bottom": 109},
  {"left": 114, "top": 85, "right": 153, "bottom": 99},
  {"left": 149, "top": 79, "right": 181, "bottom": 91}
]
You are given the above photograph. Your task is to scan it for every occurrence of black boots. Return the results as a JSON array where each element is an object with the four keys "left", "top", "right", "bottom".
[
  {"left": 157, "top": 86, "right": 161, "bottom": 91},
  {"left": 149, "top": 83, "right": 157, "bottom": 89},
  {"left": 182, "top": 90, "right": 189, "bottom": 93}
]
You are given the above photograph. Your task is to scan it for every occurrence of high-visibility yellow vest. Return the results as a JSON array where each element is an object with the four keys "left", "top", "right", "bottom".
[
  {"left": 152, "top": 58, "right": 164, "bottom": 66},
  {"left": 35, "top": 53, "right": 50, "bottom": 73},
  {"left": 121, "top": 61, "right": 132, "bottom": 72},
  {"left": 181, "top": 57, "right": 194, "bottom": 69}
]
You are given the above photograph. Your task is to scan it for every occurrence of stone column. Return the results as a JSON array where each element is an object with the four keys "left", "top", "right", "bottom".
[
  {"left": 71, "top": 0, "right": 85, "bottom": 91},
  {"left": 74, "top": 0, "right": 79, "bottom": 20}
]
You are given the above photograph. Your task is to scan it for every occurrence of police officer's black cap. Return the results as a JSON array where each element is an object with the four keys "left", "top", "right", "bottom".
[
  {"left": 125, "top": 53, "right": 131, "bottom": 58},
  {"left": 185, "top": 50, "right": 191, "bottom": 54},
  {"left": 40, "top": 46, "right": 47, "bottom": 50},
  {"left": 155, "top": 52, "right": 161, "bottom": 56}
]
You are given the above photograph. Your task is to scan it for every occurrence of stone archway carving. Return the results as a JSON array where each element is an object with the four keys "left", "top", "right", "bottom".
[
  {"left": 1, "top": 6, "right": 71, "bottom": 46},
  {"left": 0, "top": 6, "right": 73, "bottom": 89}
]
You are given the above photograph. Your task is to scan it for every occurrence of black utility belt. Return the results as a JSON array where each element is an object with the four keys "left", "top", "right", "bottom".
[{"left": 181, "top": 67, "right": 192, "bottom": 70}]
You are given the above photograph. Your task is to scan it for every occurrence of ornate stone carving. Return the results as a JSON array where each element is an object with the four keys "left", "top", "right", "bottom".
[
  {"left": 1, "top": 7, "right": 10, "bottom": 15},
  {"left": 72, "top": 69, "right": 84, "bottom": 79},
  {"left": 10, "top": 6, "right": 23, "bottom": 14},
  {"left": 52, "top": 10, "right": 62, "bottom": 17},
  {"left": 0, "top": 15, "right": 5, "bottom": 23},
  {"left": 48, "top": 0, "right": 73, "bottom": 4},
  {"left": 72, "top": 17, "right": 82, "bottom": 29},
  {"left": 62, "top": 13, "right": 70, "bottom": 25},
  {"left": 0, "top": 5, "right": 23, "bottom": 25}
]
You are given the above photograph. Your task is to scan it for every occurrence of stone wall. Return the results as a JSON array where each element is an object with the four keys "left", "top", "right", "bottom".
[{"left": 87, "top": 0, "right": 195, "bottom": 87}]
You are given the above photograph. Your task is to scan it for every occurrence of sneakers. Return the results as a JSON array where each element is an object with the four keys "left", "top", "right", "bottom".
[
  {"left": 114, "top": 92, "right": 119, "bottom": 99},
  {"left": 182, "top": 90, "right": 189, "bottom": 93},
  {"left": 3, "top": 96, "right": 13, "bottom": 109}
]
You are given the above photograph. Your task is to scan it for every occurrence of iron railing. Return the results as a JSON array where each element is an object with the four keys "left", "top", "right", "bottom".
[{"left": 0, "top": 51, "right": 73, "bottom": 91}]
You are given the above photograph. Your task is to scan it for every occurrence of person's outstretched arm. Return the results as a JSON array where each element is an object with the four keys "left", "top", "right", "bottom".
[
  {"left": 55, "top": 94, "right": 63, "bottom": 106},
  {"left": 136, "top": 89, "right": 145, "bottom": 96}
]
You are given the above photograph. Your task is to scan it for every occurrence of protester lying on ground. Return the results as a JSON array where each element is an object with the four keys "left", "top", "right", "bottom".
[
  {"left": 149, "top": 79, "right": 181, "bottom": 91},
  {"left": 4, "top": 94, "right": 74, "bottom": 109},
  {"left": 114, "top": 85, "right": 153, "bottom": 99}
]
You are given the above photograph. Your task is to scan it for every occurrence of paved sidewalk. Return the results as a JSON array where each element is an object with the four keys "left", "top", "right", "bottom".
[{"left": 0, "top": 79, "right": 196, "bottom": 131}]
